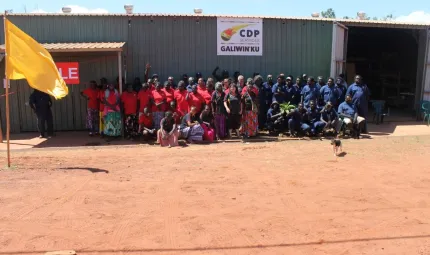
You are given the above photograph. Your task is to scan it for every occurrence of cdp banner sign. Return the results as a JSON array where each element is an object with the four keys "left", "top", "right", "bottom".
[
  {"left": 217, "top": 18, "right": 263, "bottom": 56},
  {"left": 56, "top": 62, "right": 80, "bottom": 84}
]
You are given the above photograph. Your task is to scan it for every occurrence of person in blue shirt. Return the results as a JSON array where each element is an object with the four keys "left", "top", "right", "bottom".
[
  {"left": 306, "top": 100, "right": 325, "bottom": 136},
  {"left": 186, "top": 77, "right": 196, "bottom": 92},
  {"left": 272, "top": 74, "right": 287, "bottom": 103},
  {"left": 285, "top": 76, "right": 301, "bottom": 106},
  {"left": 336, "top": 77, "right": 347, "bottom": 105},
  {"left": 320, "top": 77, "right": 341, "bottom": 107},
  {"left": 301, "top": 77, "right": 320, "bottom": 108},
  {"left": 320, "top": 101, "right": 340, "bottom": 133},
  {"left": 294, "top": 77, "right": 303, "bottom": 91},
  {"left": 346, "top": 75, "right": 370, "bottom": 126},
  {"left": 266, "top": 101, "right": 285, "bottom": 133},
  {"left": 316, "top": 76, "right": 325, "bottom": 90},
  {"left": 301, "top": 74, "right": 308, "bottom": 88},
  {"left": 338, "top": 94, "right": 366, "bottom": 138},
  {"left": 256, "top": 75, "right": 270, "bottom": 129},
  {"left": 287, "top": 102, "right": 311, "bottom": 137}
]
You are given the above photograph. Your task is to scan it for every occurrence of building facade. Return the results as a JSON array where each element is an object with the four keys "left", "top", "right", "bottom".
[{"left": 0, "top": 13, "right": 429, "bottom": 133}]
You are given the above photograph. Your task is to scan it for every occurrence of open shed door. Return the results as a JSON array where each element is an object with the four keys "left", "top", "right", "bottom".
[
  {"left": 422, "top": 29, "right": 430, "bottom": 101},
  {"left": 330, "top": 22, "right": 348, "bottom": 78}
]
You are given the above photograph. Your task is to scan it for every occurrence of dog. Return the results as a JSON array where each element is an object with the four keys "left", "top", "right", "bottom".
[{"left": 330, "top": 136, "right": 342, "bottom": 156}]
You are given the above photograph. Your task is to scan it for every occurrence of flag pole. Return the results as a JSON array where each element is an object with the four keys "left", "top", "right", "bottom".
[{"left": 4, "top": 11, "right": 11, "bottom": 167}]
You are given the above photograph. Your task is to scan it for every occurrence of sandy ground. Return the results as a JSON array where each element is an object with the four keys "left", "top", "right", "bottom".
[{"left": 1, "top": 135, "right": 430, "bottom": 255}]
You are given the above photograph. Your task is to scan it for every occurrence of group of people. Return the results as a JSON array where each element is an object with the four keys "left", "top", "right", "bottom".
[{"left": 78, "top": 65, "right": 370, "bottom": 147}]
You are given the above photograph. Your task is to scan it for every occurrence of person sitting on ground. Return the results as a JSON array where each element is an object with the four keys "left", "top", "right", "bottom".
[
  {"left": 306, "top": 100, "right": 325, "bottom": 136},
  {"left": 266, "top": 101, "right": 284, "bottom": 134},
  {"left": 200, "top": 105, "right": 215, "bottom": 142},
  {"left": 320, "top": 101, "right": 340, "bottom": 135},
  {"left": 138, "top": 107, "right": 155, "bottom": 140},
  {"left": 288, "top": 103, "right": 311, "bottom": 137},
  {"left": 338, "top": 94, "right": 366, "bottom": 139},
  {"left": 157, "top": 111, "right": 179, "bottom": 148},
  {"left": 180, "top": 106, "right": 205, "bottom": 143},
  {"left": 169, "top": 101, "right": 183, "bottom": 125}
]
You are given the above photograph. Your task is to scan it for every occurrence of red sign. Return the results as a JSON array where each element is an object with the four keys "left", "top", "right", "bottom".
[{"left": 56, "top": 62, "right": 80, "bottom": 84}]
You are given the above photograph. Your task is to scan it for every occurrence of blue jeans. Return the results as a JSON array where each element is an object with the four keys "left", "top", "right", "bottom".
[
  {"left": 312, "top": 121, "right": 326, "bottom": 134},
  {"left": 288, "top": 119, "right": 311, "bottom": 133}
]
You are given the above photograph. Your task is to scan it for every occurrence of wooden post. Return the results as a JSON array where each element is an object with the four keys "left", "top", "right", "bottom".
[{"left": 4, "top": 12, "right": 11, "bottom": 167}]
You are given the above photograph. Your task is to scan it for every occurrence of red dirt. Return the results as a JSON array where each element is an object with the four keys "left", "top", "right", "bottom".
[{"left": 1, "top": 136, "right": 430, "bottom": 255}]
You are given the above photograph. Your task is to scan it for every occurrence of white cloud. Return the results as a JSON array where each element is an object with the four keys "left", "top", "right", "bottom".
[
  {"left": 396, "top": 11, "right": 430, "bottom": 24},
  {"left": 30, "top": 5, "right": 108, "bottom": 14},
  {"left": 30, "top": 9, "right": 48, "bottom": 13}
]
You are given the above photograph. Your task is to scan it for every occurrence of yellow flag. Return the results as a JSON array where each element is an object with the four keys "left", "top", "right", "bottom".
[{"left": 5, "top": 19, "right": 68, "bottom": 99}]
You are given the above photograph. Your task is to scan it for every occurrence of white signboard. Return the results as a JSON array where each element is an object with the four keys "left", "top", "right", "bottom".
[{"left": 217, "top": 18, "right": 263, "bottom": 56}]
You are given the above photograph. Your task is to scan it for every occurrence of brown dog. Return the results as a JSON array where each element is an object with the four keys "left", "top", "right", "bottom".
[{"left": 330, "top": 136, "right": 343, "bottom": 156}]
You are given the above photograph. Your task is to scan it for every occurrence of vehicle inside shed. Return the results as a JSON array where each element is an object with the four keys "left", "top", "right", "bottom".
[{"left": 346, "top": 27, "right": 420, "bottom": 120}]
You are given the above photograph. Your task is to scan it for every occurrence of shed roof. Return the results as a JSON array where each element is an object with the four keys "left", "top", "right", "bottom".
[
  {"left": 2, "top": 13, "right": 428, "bottom": 29},
  {"left": 0, "top": 42, "right": 126, "bottom": 53}
]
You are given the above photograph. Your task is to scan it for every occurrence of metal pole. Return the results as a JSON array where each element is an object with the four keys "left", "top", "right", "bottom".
[
  {"left": 118, "top": 51, "right": 124, "bottom": 137},
  {"left": 4, "top": 12, "right": 11, "bottom": 167}
]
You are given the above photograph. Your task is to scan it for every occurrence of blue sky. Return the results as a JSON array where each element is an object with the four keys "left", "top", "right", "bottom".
[{"left": 3, "top": 0, "right": 430, "bottom": 22}]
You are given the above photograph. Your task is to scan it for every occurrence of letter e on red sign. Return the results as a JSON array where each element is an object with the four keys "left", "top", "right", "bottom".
[{"left": 56, "top": 62, "right": 80, "bottom": 84}]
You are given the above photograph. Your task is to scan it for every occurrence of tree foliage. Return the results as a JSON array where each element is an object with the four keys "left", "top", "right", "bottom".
[{"left": 321, "top": 8, "right": 336, "bottom": 18}]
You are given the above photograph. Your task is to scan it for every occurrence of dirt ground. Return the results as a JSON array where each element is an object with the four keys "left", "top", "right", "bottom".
[{"left": 1, "top": 135, "right": 430, "bottom": 255}]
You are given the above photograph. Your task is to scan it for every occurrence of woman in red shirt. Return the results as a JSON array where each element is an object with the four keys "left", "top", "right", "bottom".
[
  {"left": 151, "top": 82, "right": 167, "bottom": 130},
  {"left": 186, "top": 85, "right": 205, "bottom": 114},
  {"left": 197, "top": 78, "right": 212, "bottom": 105},
  {"left": 163, "top": 81, "right": 175, "bottom": 105},
  {"left": 174, "top": 81, "right": 189, "bottom": 115},
  {"left": 103, "top": 83, "right": 122, "bottom": 137},
  {"left": 121, "top": 84, "right": 138, "bottom": 139},
  {"left": 81, "top": 80, "right": 100, "bottom": 136}
]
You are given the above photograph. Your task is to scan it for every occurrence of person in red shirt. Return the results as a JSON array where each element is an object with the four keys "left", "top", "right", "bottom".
[
  {"left": 121, "top": 84, "right": 139, "bottom": 139},
  {"left": 103, "top": 84, "right": 122, "bottom": 137},
  {"left": 138, "top": 107, "right": 155, "bottom": 141},
  {"left": 137, "top": 83, "right": 152, "bottom": 115},
  {"left": 98, "top": 78, "right": 108, "bottom": 136},
  {"left": 174, "top": 81, "right": 189, "bottom": 115},
  {"left": 151, "top": 82, "right": 167, "bottom": 130},
  {"left": 163, "top": 81, "right": 175, "bottom": 104},
  {"left": 81, "top": 80, "right": 100, "bottom": 136},
  {"left": 196, "top": 78, "right": 212, "bottom": 105},
  {"left": 241, "top": 78, "right": 259, "bottom": 96},
  {"left": 186, "top": 85, "right": 206, "bottom": 114}
]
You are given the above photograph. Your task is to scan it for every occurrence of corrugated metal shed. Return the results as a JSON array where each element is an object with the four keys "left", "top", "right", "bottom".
[
  {"left": 3, "top": 13, "right": 424, "bottom": 133},
  {"left": 0, "top": 42, "right": 126, "bottom": 52}
]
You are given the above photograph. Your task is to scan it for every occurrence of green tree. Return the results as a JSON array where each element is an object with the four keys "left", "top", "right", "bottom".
[
  {"left": 382, "top": 14, "right": 394, "bottom": 21},
  {"left": 321, "top": 8, "right": 336, "bottom": 18}
]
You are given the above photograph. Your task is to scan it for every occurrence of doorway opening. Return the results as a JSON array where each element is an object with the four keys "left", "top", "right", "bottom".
[{"left": 346, "top": 27, "right": 420, "bottom": 121}]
